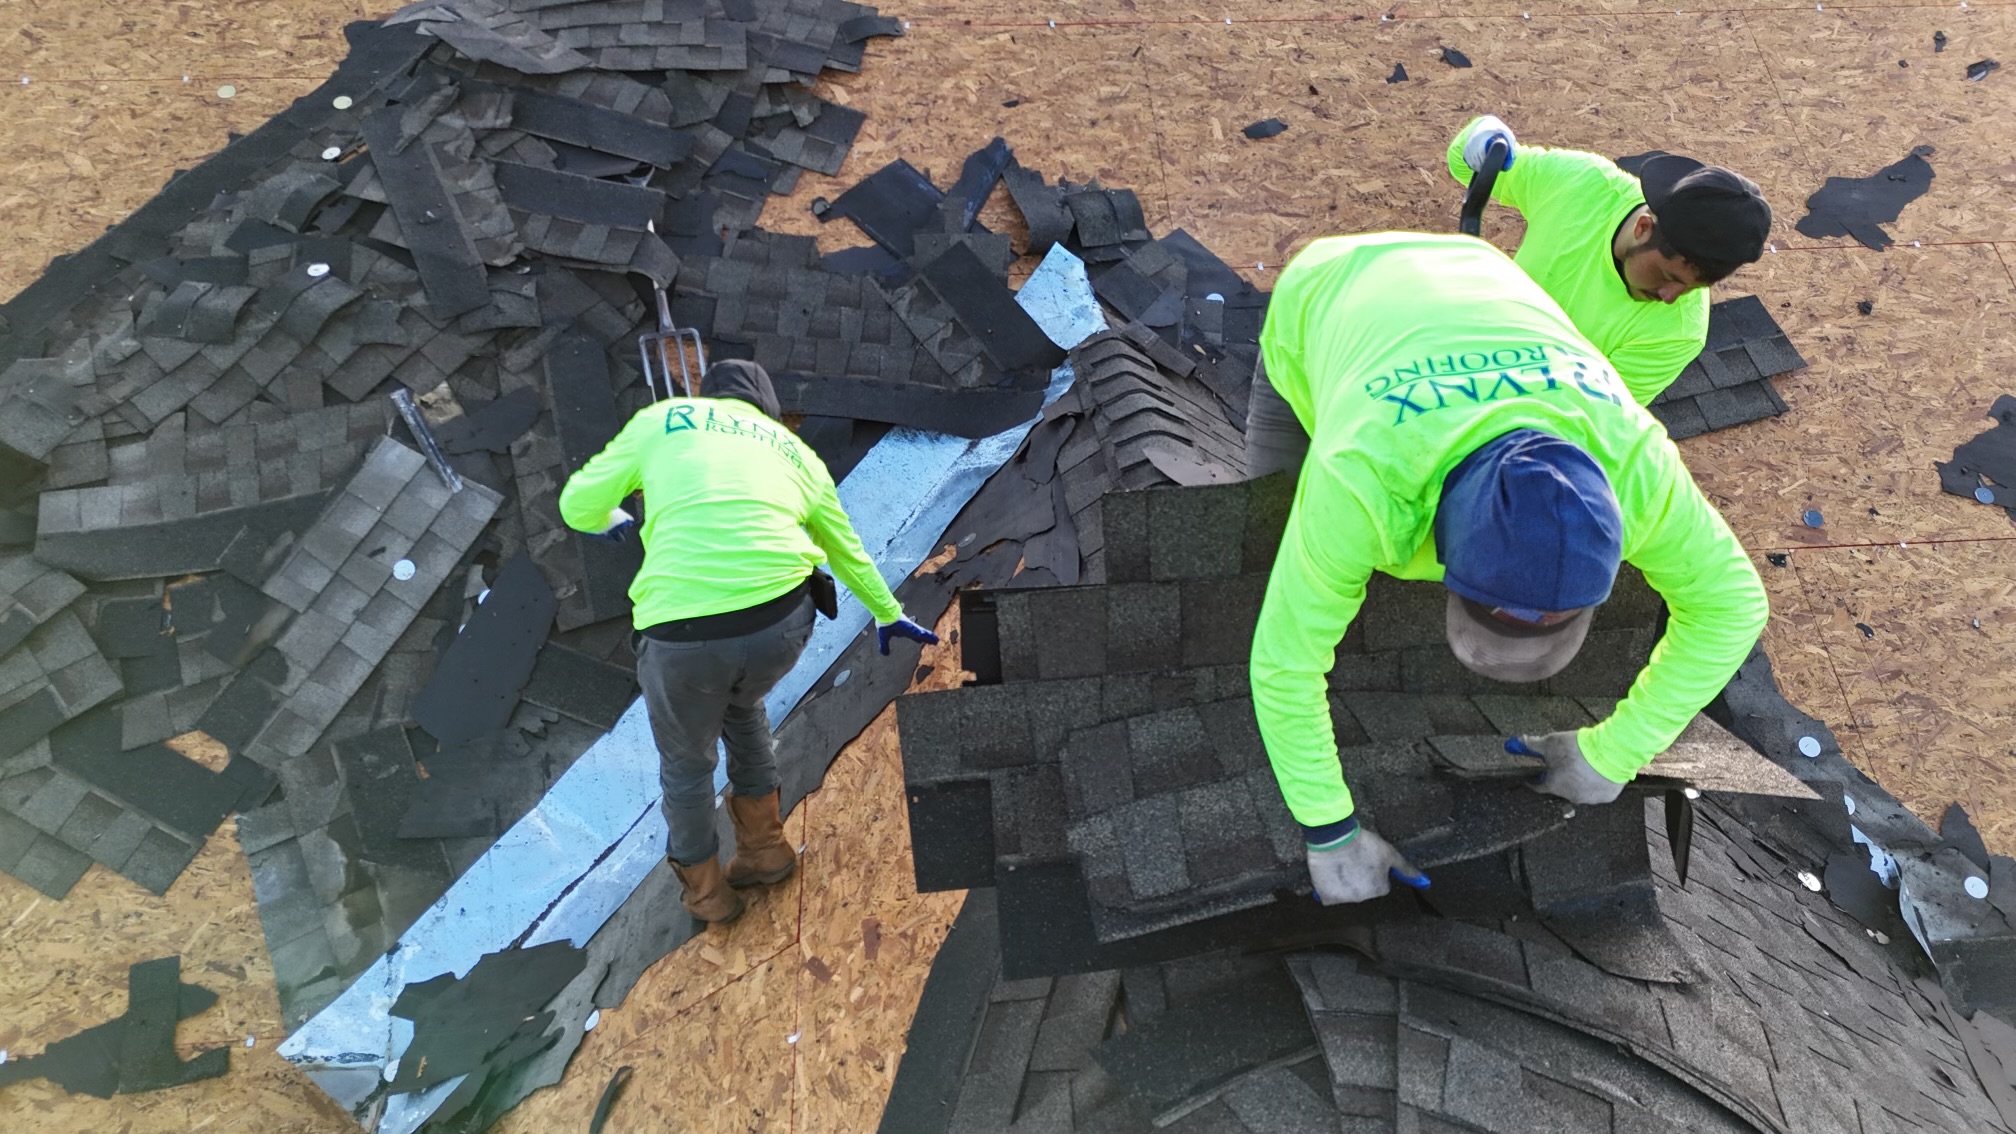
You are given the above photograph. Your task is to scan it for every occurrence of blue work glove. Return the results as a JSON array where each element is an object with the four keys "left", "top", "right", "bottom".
[
  {"left": 1306, "top": 824, "right": 1430, "bottom": 905},
  {"left": 1463, "top": 115, "right": 1517, "bottom": 173},
  {"left": 588, "top": 506, "right": 636, "bottom": 543},
  {"left": 1507, "top": 733, "right": 1626, "bottom": 806},
  {"left": 877, "top": 615, "right": 939, "bottom": 655}
]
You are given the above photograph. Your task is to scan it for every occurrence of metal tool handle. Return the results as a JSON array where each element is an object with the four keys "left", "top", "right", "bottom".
[{"left": 1459, "top": 138, "right": 1511, "bottom": 237}]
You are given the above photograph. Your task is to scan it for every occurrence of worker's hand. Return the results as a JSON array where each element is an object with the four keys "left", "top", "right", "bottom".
[
  {"left": 589, "top": 507, "right": 636, "bottom": 542},
  {"left": 876, "top": 615, "right": 939, "bottom": 655},
  {"left": 1306, "top": 826, "right": 1430, "bottom": 905},
  {"left": 1463, "top": 116, "right": 1517, "bottom": 173},
  {"left": 1507, "top": 732, "right": 1626, "bottom": 805}
]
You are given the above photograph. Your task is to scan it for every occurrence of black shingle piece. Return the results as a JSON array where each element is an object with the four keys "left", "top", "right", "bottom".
[
  {"left": 1660, "top": 359, "right": 1715, "bottom": 402},
  {"left": 47, "top": 711, "right": 237, "bottom": 843},
  {"left": 1177, "top": 574, "right": 1266, "bottom": 668},
  {"left": 1356, "top": 576, "right": 1447, "bottom": 654},
  {"left": 994, "top": 763, "right": 1068, "bottom": 860},
  {"left": 1093, "top": 963, "right": 1313, "bottom": 1116},
  {"left": 1117, "top": 796, "right": 1188, "bottom": 900},
  {"left": 1098, "top": 490, "right": 1152, "bottom": 584},
  {"left": 1645, "top": 393, "right": 1709, "bottom": 437},
  {"left": 520, "top": 642, "right": 635, "bottom": 730},
  {"left": 1196, "top": 697, "right": 1265, "bottom": 777},
  {"left": 1696, "top": 381, "right": 1784, "bottom": 432},
  {"left": 358, "top": 109, "right": 490, "bottom": 320},
  {"left": 0, "top": 955, "right": 227, "bottom": 1097},
  {"left": 908, "top": 779, "right": 997, "bottom": 893},
  {"left": 1146, "top": 482, "right": 1246, "bottom": 581},
  {"left": 412, "top": 553, "right": 555, "bottom": 746},
  {"left": 91, "top": 598, "right": 171, "bottom": 660},
  {"left": 1176, "top": 780, "right": 1279, "bottom": 886},
  {"left": 1467, "top": 694, "right": 1596, "bottom": 738},
  {"left": 1026, "top": 970, "right": 1120, "bottom": 1074},
  {"left": 1062, "top": 722, "right": 1134, "bottom": 816},
  {"left": 508, "top": 87, "right": 692, "bottom": 168},
  {"left": 1104, "top": 583, "right": 1181, "bottom": 673},
  {"left": 7, "top": 831, "right": 92, "bottom": 898},
  {"left": 1021, "top": 587, "right": 1105, "bottom": 680},
  {"left": 916, "top": 239, "right": 1067, "bottom": 375},
  {"left": 1522, "top": 799, "right": 1653, "bottom": 912},
  {"left": 1127, "top": 707, "right": 1219, "bottom": 795},
  {"left": 820, "top": 157, "right": 943, "bottom": 258}
]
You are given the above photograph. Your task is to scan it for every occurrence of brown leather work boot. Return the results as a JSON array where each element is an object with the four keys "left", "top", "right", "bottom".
[
  {"left": 725, "top": 790, "right": 797, "bottom": 887},
  {"left": 671, "top": 856, "right": 744, "bottom": 924}
]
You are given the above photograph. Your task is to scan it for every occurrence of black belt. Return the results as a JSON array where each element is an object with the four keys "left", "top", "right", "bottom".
[{"left": 642, "top": 576, "right": 813, "bottom": 643}]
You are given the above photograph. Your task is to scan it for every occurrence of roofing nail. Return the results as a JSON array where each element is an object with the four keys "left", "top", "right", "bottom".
[
  {"left": 217, "top": 85, "right": 236, "bottom": 99},
  {"left": 332, "top": 95, "right": 354, "bottom": 110},
  {"left": 306, "top": 263, "right": 331, "bottom": 278},
  {"left": 1976, "top": 486, "right": 1996, "bottom": 504},
  {"left": 1798, "top": 736, "right": 1823, "bottom": 758},
  {"left": 245, "top": 1035, "right": 256, "bottom": 1047},
  {"left": 392, "top": 559, "right": 416, "bottom": 581},
  {"left": 1798, "top": 871, "right": 1823, "bottom": 891},
  {"left": 1965, "top": 876, "right": 1990, "bottom": 899},
  {"left": 584, "top": 1010, "right": 602, "bottom": 1031},
  {"left": 321, "top": 146, "right": 343, "bottom": 161}
]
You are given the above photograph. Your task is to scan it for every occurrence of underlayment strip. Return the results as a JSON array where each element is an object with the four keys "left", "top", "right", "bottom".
[{"left": 283, "top": 281, "right": 1086, "bottom": 1126}]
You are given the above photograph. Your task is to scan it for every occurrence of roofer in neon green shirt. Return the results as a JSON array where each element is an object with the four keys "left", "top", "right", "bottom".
[
  {"left": 559, "top": 359, "right": 937, "bottom": 924},
  {"left": 1244, "top": 232, "right": 1767, "bottom": 906},
  {"left": 1447, "top": 116, "right": 1773, "bottom": 406}
]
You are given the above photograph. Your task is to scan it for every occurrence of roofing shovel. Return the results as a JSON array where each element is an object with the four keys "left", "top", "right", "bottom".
[
  {"left": 638, "top": 284, "right": 705, "bottom": 401},
  {"left": 1459, "top": 137, "right": 1512, "bottom": 237}
]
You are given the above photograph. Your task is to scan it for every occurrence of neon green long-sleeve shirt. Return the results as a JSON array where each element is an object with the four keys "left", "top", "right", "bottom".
[
  {"left": 557, "top": 397, "right": 903, "bottom": 630},
  {"left": 1252, "top": 233, "right": 1766, "bottom": 828},
  {"left": 1447, "top": 118, "right": 1709, "bottom": 407}
]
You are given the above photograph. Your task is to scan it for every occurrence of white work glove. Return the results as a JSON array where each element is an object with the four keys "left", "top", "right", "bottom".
[
  {"left": 589, "top": 506, "right": 636, "bottom": 542},
  {"left": 1508, "top": 732, "right": 1627, "bottom": 805},
  {"left": 1306, "top": 826, "right": 1430, "bottom": 905},
  {"left": 1463, "top": 115, "right": 1517, "bottom": 173},
  {"left": 876, "top": 614, "right": 939, "bottom": 655}
]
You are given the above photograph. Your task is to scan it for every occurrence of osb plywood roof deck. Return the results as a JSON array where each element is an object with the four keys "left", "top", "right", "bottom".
[{"left": 2, "top": 1, "right": 2014, "bottom": 1131}]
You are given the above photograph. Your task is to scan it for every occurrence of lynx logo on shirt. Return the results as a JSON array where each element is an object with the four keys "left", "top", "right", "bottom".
[
  {"left": 1363, "top": 345, "right": 1624, "bottom": 426},
  {"left": 663, "top": 402, "right": 805, "bottom": 469}
]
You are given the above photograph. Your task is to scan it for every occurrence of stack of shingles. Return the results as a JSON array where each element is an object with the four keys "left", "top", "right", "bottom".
[
  {"left": 882, "top": 795, "right": 2016, "bottom": 1134},
  {"left": 1647, "top": 294, "right": 1805, "bottom": 439},
  {"left": 896, "top": 467, "right": 1680, "bottom": 975}
]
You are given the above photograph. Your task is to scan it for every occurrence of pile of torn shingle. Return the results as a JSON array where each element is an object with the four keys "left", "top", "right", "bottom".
[
  {"left": 882, "top": 625, "right": 2016, "bottom": 1134},
  {"left": 0, "top": 0, "right": 931, "bottom": 1031}
]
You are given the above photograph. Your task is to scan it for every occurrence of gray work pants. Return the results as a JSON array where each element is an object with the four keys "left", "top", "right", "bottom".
[
  {"left": 634, "top": 596, "right": 816, "bottom": 866},
  {"left": 1243, "top": 353, "right": 1311, "bottom": 479}
]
